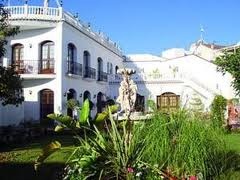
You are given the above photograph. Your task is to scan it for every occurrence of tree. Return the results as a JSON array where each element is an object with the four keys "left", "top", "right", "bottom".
[
  {"left": 0, "top": 4, "right": 23, "bottom": 106},
  {"left": 215, "top": 48, "right": 240, "bottom": 96}
]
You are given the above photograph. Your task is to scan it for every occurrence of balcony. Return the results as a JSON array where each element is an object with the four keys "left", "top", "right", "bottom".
[
  {"left": 67, "top": 61, "right": 82, "bottom": 76},
  {"left": 12, "top": 60, "right": 55, "bottom": 79},
  {"left": 4, "top": 5, "right": 122, "bottom": 56},
  {"left": 97, "top": 71, "right": 108, "bottom": 82},
  {"left": 83, "top": 67, "right": 96, "bottom": 79}
]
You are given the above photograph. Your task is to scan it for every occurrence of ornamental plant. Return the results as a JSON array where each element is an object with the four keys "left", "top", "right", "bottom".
[{"left": 210, "top": 95, "right": 227, "bottom": 128}]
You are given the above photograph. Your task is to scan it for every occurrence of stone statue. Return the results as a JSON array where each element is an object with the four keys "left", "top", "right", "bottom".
[{"left": 116, "top": 68, "right": 137, "bottom": 116}]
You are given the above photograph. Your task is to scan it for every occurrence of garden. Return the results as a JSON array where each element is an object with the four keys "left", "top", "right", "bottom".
[{"left": 1, "top": 96, "right": 240, "bottom": 180}]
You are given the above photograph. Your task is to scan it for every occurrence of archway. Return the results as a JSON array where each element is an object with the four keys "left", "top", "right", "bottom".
[
  {"left": 157, "top": 92, "right": 180, "bottom": 112},
  {"left": 97, "top": 92, "right": 105, "bottom": 113},
  {"left": 83, "top": 90, "right": 93, "bottom": 110},
  {"left": 135, "top": 94, "right": 145, "bottom": 112},
  {"left": 40, "top": 89, "right": 54, "bottom": 126},
  {"left": 67, "top": 89, "right": 77, "bottom": 117}
]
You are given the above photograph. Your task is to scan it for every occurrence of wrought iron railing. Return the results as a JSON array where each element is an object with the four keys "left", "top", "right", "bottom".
[
  {"left": 84, "top": 66, "right": 96, "bottom": 79},
  {"left": 12, "top": 59, "right": 54, "bottom": 74},
  {"left": 97, "top": 71, "right": 108, "bottom": 82},
  {"left": 67, "top": 61, "right": 82, "bottom": 76}
]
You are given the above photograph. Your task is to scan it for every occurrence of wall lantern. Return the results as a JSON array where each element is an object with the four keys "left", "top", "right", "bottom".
[
  {"left": 29, "top": 90, "right": 32, "bottom": 95},
  {"left": 63, "top": 90, "right": 70, "bottom": 97},
  {"left": 79, "top": 93, "right": 82, "bottom": 98},
  {"left": 93, "top": 94, "right": 96, "bottom": 98}
]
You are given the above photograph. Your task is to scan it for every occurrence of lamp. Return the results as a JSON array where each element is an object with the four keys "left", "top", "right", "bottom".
[
  {"left": 79, "top": 93, "right": 82, "bottom": 98},
  {"left": 93, "top": 94, "right": 96, "bottom": 98},
  {"left": 29, "top": 90, "right": 32, "bottom": 95},
  {"left": 63, "top": 90, "right": 70, "bottom": 97},
  {"left": 29, "top": 43, "right": 32, "bottom": 48}
]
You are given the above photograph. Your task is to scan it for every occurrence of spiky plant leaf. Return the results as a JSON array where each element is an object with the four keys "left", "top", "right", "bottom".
[
  {"left": 34, "top": 141, "right": 61, "bottom": 171},
  {"left": 79, "top": 99, "right": 90, "bottom": 125}
]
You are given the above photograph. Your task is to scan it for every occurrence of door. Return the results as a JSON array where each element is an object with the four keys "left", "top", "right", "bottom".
[
  {"left": 157, "top": 92, "right": 179, "bottom": 112},
  {"left": 40, "top": 89, "right": 54, "bottom": 126}
]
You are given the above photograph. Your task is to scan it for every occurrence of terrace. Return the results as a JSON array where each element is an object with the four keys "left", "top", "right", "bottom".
[{"left": 4, "top": 4, "right": 122, "bottom": 56}]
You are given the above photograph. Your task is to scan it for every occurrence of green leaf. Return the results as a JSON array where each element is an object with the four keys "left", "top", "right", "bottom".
[
  {"left": 47, "top": 113, "right": 75, "bottom": 128},
  {"left": 54, "top": 125, "right": 65, "bottom": 132},
  {"left": 95, "top": 105, "right": 118, "bottom": 124},
  {"left": 79, "top": 99, "right": 90, "bottom": 125},
  {"left": 34, "top": 141, "right": 61, "bottom": 171},
  {"left": 95, "top": 111, "right": 108, "bottom": 123}
]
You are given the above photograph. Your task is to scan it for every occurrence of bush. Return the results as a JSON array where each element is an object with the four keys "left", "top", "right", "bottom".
[
  {"left": 210, "top": 95, "right": 227, "bottom": 128},
  {"left": 136, "top": 109, "right": 228, "bottom": 179}
]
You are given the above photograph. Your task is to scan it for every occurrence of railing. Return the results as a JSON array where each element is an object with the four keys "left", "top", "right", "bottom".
[
  {"left": 108, "top": 72, "right": 218, "bottom": 95},
  {"left": 12, "top": 60, "right": 54, "bottom": 74},
  {"left": 97, "top": 71, "right": 108, "bottom": 82},
  {"left": 84, "top": 66, "right": 96, "bottom": 79},
  {"left": 4, "top": 6, "right": 60, "bottom": 20},
  {"left": 67, "top": 61, "right": 82, "bottom": 76},
  {"left": 4, "top": 5, "right": 122, "bottom": 55}
]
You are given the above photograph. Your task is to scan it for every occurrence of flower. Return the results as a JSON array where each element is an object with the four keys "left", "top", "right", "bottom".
[
  {"left": 135, "top": 172, "right": 142, "bottom": 177},
  {"left": 127, "top": 167, "right": 134, "bottom": 173}
]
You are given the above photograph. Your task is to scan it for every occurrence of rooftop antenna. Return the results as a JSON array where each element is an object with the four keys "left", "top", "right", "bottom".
[
  {"left": 43, "top": 0, "right": 61, "bottom": 8},
  {"left": 200, "top": 25, "right": 205, "bottom": 42}
]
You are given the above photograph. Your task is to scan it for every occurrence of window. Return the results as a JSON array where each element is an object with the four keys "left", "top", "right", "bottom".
[
  {"left": 12, "top": 44, "right": 24, "bottom": 73},
  {"left": 107, "top": 62, "right": 113, "bottom": 74},
  {"left": 0, "top": 57, "right": 3, "bottom": 66},
  {"left": 67, "top": 43, "right": 76, "bottom": 63},
  {"left": 12, "top": 44, "right": 24, "bottom": 63},
  {"left": 40, "top": 41, "right": 54, "bottom": 73}
]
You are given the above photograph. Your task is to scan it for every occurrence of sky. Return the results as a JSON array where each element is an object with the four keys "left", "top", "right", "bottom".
[{"left": 8, "top": 0, "right": 240, "bottom": 55}]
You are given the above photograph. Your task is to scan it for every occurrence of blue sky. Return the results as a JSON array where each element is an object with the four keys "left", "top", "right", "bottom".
[{"left": 9, "top": 0, "right": 240, "bottom": 55}]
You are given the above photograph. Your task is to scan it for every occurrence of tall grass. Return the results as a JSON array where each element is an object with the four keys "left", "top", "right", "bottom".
[{"left": 135, "top": 109, "right": 228, "bottom": 179}]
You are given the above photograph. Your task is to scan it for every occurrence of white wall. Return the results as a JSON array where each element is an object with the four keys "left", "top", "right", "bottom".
[
  {"left": 110, "top": 54, "right": 236, "bottom": 111},
  {"left": 0, "top": 104, "right": 24, "bottom": 126}
]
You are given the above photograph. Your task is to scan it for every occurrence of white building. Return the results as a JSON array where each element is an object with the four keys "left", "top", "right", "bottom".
[
  {"left": 0, "top": 1, "right": 238, "bottom": 126},
  {"left": 0, "top": 1, "right": 123, "bottom": 126},
  {"left": 109, "top": 41, "right": 238, "bottom": 112}
]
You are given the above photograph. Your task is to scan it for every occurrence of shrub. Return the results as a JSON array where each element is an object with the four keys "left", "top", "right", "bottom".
[
  {"left": 136, "top": 109, "right": 228, "bottom": 179},
  {"left": 210, "top": 95, "right": 227, "bottom": 128}
]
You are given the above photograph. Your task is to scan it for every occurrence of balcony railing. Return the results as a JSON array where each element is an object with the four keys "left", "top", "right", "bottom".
[
  {"left": 3, "top": 5, "right": 122, "bottom": 56},
  {"left": 67, "top": 61, "right": 82, "bottom": 76},
  {"left": 84, "top": 66, "right": 96, "bottom": 79},
  {"left": 12, "top": 60, "right": 54, "bottom": 74},
  {"left": 97, "top": 71, "right": 108, "bottom": 82}
]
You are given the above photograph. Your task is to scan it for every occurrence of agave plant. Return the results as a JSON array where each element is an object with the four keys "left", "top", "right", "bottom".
[
  {"left": 34, "top": 99, "right": 118, "bottom": 171},
  {"left": 65, "top": 108, "right": 146, "bottom": 180}
]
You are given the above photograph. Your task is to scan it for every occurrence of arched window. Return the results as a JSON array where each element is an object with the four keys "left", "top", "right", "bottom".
[
  {"left": 12, "top": 44, "right": 24, "bottom": 73},
  {"left": 97, "top": 57, "right": 103, "bottom": 81},
  {"left": 68, "top": 43, "right": 76, "bottom": 63},
  {"left": 40, "top": 41, "right": 54, "bottom": 74},
  {"left": 83, "top": 51, "right": 91, "bottom": 77},
  {"left": 67, "top": 88, "right": 77, "bottom": 117},
  {"left": 67, "top": 43, "right": 77, "bottom": 74},
  {"left": 115, "top": 65, "right": 119, "bottom": 74}
]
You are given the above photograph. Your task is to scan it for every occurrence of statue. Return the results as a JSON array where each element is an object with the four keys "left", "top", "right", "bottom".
[{"left": 116, "top": 68, "right": 137, "bottom": 117}]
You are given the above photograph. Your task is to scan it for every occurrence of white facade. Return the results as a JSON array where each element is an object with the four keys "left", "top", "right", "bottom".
[
  {"left": 0, "top": 3, "right": 123, "bottom": 126},
  {"left": 0, "top": 2, "right": 238, "bottom": 125},
  {"left": 109, "top": 43, "right": 237, "bottom": 112}
]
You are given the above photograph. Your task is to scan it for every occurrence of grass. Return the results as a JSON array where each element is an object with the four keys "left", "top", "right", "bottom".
[
  {"left": 1, "top": 128, "right": 240, "bottom": 179},
  {"left": 0, "top": 134, "right": 75, "bottom": 180}
]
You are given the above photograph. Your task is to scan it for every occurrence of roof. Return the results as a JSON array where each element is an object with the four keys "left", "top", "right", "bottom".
[{"left": 127, "top": 54, "right": 165, "bottom": 61}]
